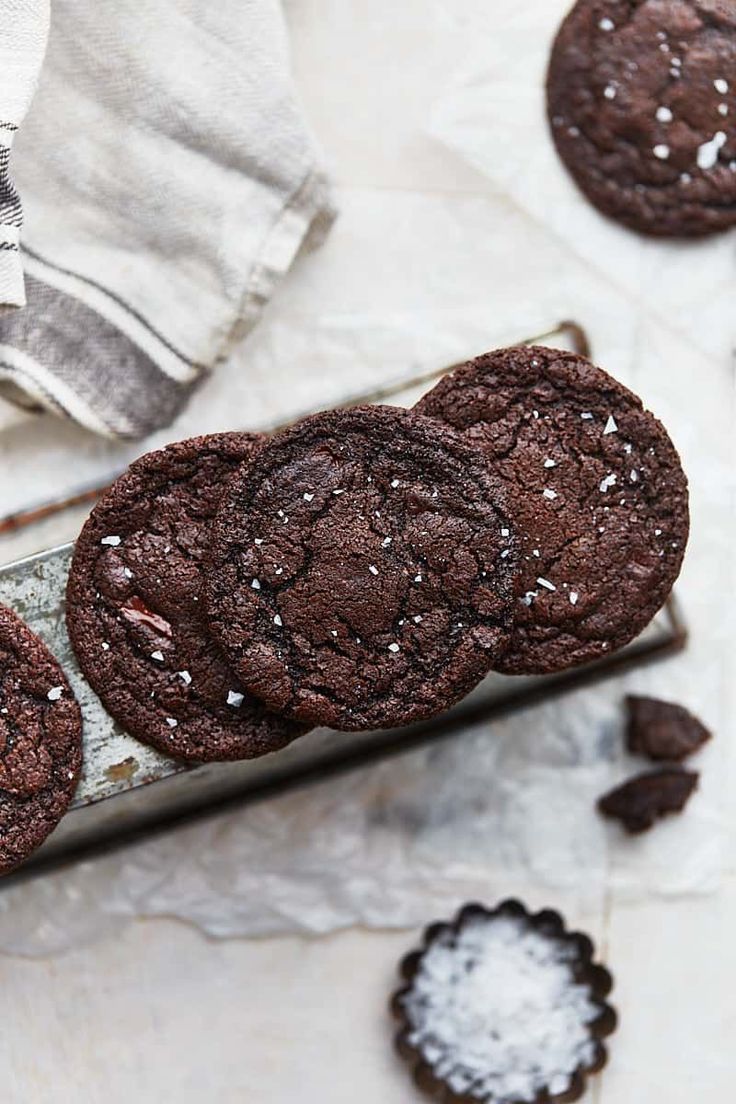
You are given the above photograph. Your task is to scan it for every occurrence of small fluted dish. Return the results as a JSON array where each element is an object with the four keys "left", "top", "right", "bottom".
[{"left": 390, "top": 899, "right": 617, "bottom": 1104}]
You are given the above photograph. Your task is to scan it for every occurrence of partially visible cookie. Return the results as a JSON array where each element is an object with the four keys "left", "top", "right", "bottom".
[
  {"left": 547, "top": 0, "right": 736, "bottom": 236},
  {"left": 206, "top": 406, "right": 519, "bottom": 732},
  {"left": 416, "top": 345, "right": 689, "bottom": 674},
  {"left": 0, "top": 605, "right": 82, "bottom": 875},
  {"left": 66, "top": 433, "right": 307, "bottom": 762}
]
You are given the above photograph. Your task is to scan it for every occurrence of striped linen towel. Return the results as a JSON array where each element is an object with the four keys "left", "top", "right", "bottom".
[
  {"left": 0, "top": 0, "right": 48, "bottom": 307},
  {"left": 0, "top": 0, "right": 334, "bottom": 438}
]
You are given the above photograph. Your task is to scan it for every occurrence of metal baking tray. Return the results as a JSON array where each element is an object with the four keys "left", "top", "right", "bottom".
[{"left": 0, "top": 321, "right": 688, "bottom": 881}]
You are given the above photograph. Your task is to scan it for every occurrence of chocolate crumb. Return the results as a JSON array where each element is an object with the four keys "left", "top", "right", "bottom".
[
  {"left": 598, "top": 769, "right": 698, "bottom": 834},
  {"left": 626, "top": 695, "right": 711, "bottom": 762}
]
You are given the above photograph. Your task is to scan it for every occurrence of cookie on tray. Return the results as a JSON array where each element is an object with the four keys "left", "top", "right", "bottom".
[
  {"left": 416, "top": 345, "right": 689, "bottom": 674},
  {"left": 0, "top": 605, "right": 83, "bottom": 875},
  {"left": 206, "top": 406, "right": 519, "bottom": 731},
  {"left": 66, "top": 433, "right": 308, "bottom": 762}
]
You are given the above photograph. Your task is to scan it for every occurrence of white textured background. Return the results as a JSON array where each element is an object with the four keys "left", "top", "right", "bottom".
[{"left": 0, "top": 1, "right": 734, "bottom": 1100}]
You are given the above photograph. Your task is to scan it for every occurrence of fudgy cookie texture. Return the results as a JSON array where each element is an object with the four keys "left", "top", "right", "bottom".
[
  {"left": 598, "top": 767, "right": 698, "bottom": 832},
  {"left": 206, "top": 406, "right": 519, "bottom": 732},
  {"left": 547, "top": 0, "right": 736, "bottom": 236},
  {"left": 626, "top": 694, "right": 711, "bottom": 760},
  {"left": 66, "top": 434, "right": 307, "bottom": 762},
  {"left": 0, "top": 606, "right": 82, "bottom": 875},
  {"left": 416, "top": 345, "right": 689, "bottom": 674}
]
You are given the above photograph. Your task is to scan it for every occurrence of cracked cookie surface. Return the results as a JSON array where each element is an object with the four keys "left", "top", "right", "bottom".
[
  {"left": 547, "top": 0, "right": 736, "bottom": 236},
  {"left": 0, "top": 606, "right": 82, "bottom": 875},
  {"left": 416, "top": 345, "right": 689, "bottom": 674},
  {"left": 206, "top": 406, "right": 519, "bottom": 731},
  {"left": 67, "top": 434, "right": 307, "bottom": 762}
]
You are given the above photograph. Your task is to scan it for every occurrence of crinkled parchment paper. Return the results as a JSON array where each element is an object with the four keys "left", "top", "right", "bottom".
[{"left": 0, "top": 670, "right": 722, "bottom": 957}]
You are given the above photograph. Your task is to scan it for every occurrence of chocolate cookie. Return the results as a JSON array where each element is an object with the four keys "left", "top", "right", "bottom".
[
  {"left": 66, "top": 434, "right": 307, "bottom": 762},
  {"left": 416, "top": 345, "right": 689, "bottom": 674},
  {"left": 547, "top": 0, "right": 736, "bottom": 236},
  {"left": 206, "top": 406, "right": 519, "bottom": 731},
  {"left": 0, "top": 605, "right": 82, "bottom": 875}
]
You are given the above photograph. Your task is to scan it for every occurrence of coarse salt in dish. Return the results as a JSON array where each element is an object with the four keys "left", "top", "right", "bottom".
[{"left": 392, "top": 900, "right": 616, "bottom": 1104}]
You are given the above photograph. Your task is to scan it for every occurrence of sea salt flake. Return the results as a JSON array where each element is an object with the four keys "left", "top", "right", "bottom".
[
  {"left": 151, "top": 650, "right": 164, "bottom": 662},
  {"left": 604, "top": 84, "right": 616, "bottom": 100},
  {"left": 603, "top": 415, "right": 618, "bottom": 435},
  {"left": 501, "top": 528, "right": 510, "bottom": 537},
  {"left": 251, "top": 578, "right": 261, "bottom": 590},
  {"left": 47, "top": 686, "right": 64, "bottom": 701},
  {"left": 382, "top": 537, "right": 392, "bottom": 547},
  {"left": 332, "top": 488, "right": 345, "bottom": 496},
  {"left": 543, "top": 459, "right": 556, "bottom": 468},
  {"left": 413, "top": 615, "right": 423, "bottom": 623},
  {"left": 101, "top": 535, "right": 121, "bottom": 546},
  {"left": 414, "top": 574, "right": 423, "bottom": 583},
  {"left": 501, "top": 550, "right": 510, "bottom": 559},
  {"left": 123, "top": 567, "right": 134, "bottom": 579},
  {"left": 599, "top": 16, "right": 614, "bottom": 29},
  {"left": 227, "top": 690, "right": 244, "bottom": 708},
  {"left": 390, "top": 479, "right": 400, "bottom": 488},
  {"left": 254, "top": 538, "right": 263, "bottom": 545},
  {"left": 697, "top": 131, "right": 726, "bottom": 170},
  {"left": 273, "top": 614, "right": 283, "bottom": 627},
  {"left": 177, "top": 670, "right": 192, "bottom": 686},
  {"left": 543, "top": 489, "right": 558, "bottom": 500},
  {"left": 630, "top": 469, "right": 639, "bottom": 482},
  {"left": 369, "top": 564, "right": 379, "bottom": 575},
  {"left": 537, "top": 577, "right": 556, "bottom": 592},
  {"left": 303, "top": 493, "right": 314, "bottom": 502},
  {"left": 101, "top": 642, "right": 110, "bottom": 651},
  {"left": 569, "top": 591, "right": 579, "bottom": 605},
  {"left": 580, "top": 412, "right": 593, "bottom": 420},
  {"left": 599, "top": 474, "right": 617, "bottom": 493},
  {"left": 521, "top": 591, "right": 538, "bottom": 606},
  {"left": 165, "top": 717, "right": 178, "bottom": 728},
  {"left": 714, "top": 78, "right": 729, "bottom": 94},
  {"left": 388, "top": 643, "right": 400, "bottom": 653},
  {"left": 655, "top": 528, "right": 662, "bottom": 536}
]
